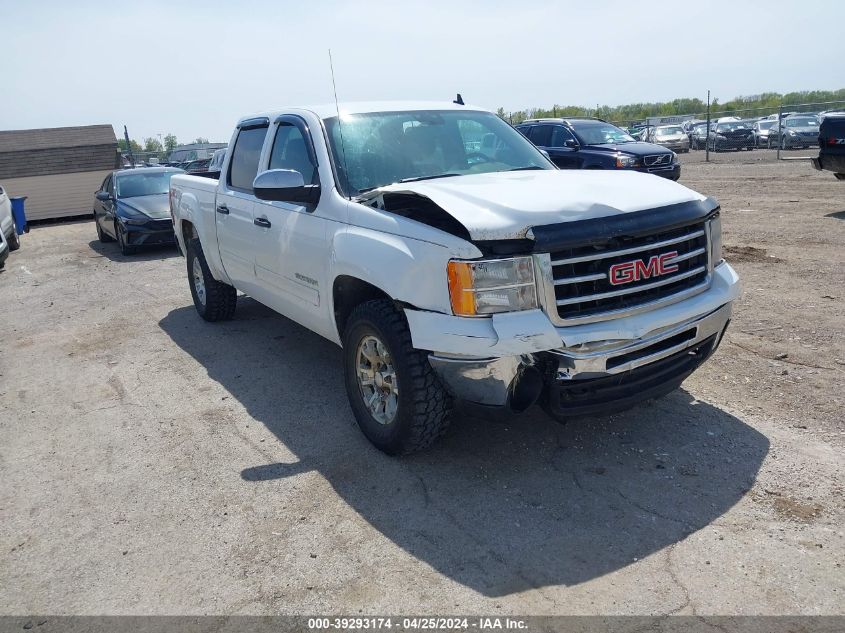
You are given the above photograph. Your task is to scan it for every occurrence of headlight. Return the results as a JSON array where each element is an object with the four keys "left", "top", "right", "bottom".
[
  {"left": 615, "top": 154, "right": 640, "bottom": 168},
  {"left": 671, "top": 151, "right": 678, "bottom": 161},
  {"left": 787, "top": 130, "right": 797, "bottom": 136},
  {"left": 447, "top": 257, "right": 537, "bottom": 316},
  {"left": 710, "top": 214, "right": 723, "bottom": 265},
  {"left": 715, "top": 134, "right": 726, "bottom": 139}
]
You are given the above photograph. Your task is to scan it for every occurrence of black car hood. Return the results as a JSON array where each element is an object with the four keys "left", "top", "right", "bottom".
[
  {"left": 117, "top": 194, "right": 170, "bottom": 220},
  {"left": 585, "top": 141, "right": 672, "bottom": 156}
]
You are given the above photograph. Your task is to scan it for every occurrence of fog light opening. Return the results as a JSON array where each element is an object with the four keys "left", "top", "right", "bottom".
[{"left": 508, "top": 366, "right": 544, "bottom": 413}]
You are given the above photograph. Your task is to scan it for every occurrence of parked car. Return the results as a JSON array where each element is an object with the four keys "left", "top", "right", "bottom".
[
  {"left": 0, "top": 184, "right": 21, "bottom": 252},
  {"left": 690, "top": 123, "right": 710, "bottom": 150},
  {"left": 169, "top": 101, "right": 738, "bottom": 454},
  {"left": 812, "top": 114, "right": 845, "bottom": 180},
  {"left": 208, "top": 148, "right": 227, "bottom": 172},
  {"left": 752, "top": 119, "right": 778, "bottom": 147},
  {"left": 682, "top": 119, "right": 706, "bottom": 143},
  {"left": 769, "top": 114, "right": 820, "bottom": 150},
  {"left": 93, "top": 167, "right": 185, "bottom": 255},
  {"left": 515, "top": 118, "right": 680, "bottom": 180},
  {"left": 708, "top": 121, "right": 755, "bottom": 151},
  {"left": 183, "top": 158, "right": 212, "bottom": 173},
  {"left": 646, "top": 125, "right": 690, "bottom": 152}
]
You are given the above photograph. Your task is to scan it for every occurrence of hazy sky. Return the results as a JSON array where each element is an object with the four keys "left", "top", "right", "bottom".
[{"left": 3, "top": 0, "right": 841, "bottom": 145}]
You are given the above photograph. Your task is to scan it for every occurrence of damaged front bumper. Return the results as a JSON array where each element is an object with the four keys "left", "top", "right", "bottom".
[{"left": 411, "top": 261, "right": 740, "bottom": 415}]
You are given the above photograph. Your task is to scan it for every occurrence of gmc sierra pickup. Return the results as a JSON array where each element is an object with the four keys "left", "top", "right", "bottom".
[{"left": 170, "top": 101, "right": 740, "bottom": 455}]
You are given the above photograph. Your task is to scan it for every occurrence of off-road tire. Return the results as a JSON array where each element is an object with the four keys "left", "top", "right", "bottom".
[
  {"left": 7, "top": 223, "right": 20, "bottom": 251},
  {"left": 343, "top": 299, "right": 452, "bottom": 455},
  {"left": 187, "top": 238, "right": 237, "bottom": 322}
]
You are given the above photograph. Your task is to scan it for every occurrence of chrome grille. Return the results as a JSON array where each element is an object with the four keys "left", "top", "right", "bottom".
[
  {"left": 643, "top": 154, "right": 672, "bottom": 167},
  {"left": 549, "top": 221, "right": 710, "bottom": 321}
]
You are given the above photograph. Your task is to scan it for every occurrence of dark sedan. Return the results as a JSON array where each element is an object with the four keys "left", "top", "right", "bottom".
[
  {"left": 690, "top": 123, "right": 710, "bottom": 150},
  {"left": 769, "top": 115, "right": 820, "bottom": 150},
  {"left": 93, "top": 167, "right": 184, "bottom": 255},
  {"left": 708, "top": 121, "right": 755, "bottom": 151}
]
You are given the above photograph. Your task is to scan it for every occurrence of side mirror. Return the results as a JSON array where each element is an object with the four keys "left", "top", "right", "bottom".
[
  {"left": 253, "top": 169, "right": 320, "bottom": 205},
  {"left": 95, "top": 191, "right": 113, "bottom": 201},
  {"left": 564, "top": 139, "right": 579, "bottom": 149},
  {"left": 539, "top": 149, "right": 550, "bottom": 159}
]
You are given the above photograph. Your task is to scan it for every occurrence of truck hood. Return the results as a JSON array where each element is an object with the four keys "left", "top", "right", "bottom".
[{"left": 362, "top": 170, "right": 705, "bottom": 241}]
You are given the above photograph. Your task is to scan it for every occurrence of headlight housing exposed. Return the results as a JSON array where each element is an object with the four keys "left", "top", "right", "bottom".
[
  {"left": 615, "top": 154, "right": 640, "bottom": 168},
  {"left": 447, "top": 257, "right": 538, "bottom": 316},
  {"left": 709, "top": 213, "right": 723, "bottom": 265}
]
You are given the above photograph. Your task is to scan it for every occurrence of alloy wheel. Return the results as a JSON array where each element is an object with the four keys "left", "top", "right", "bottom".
[{"left": 355, "top": 334, "right": 399, "bottom": 425}]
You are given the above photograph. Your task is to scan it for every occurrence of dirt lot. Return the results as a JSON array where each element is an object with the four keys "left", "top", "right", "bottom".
[{"left": 1, "top": 150, "right": 843, "bottom": 616}]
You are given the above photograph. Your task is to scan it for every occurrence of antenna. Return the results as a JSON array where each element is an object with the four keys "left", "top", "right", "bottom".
[
  {"left": 328, "top": 49, "right": 350, "bottom": 198},
  {"left": 453, "top": 93, "right": 464, "bottom": 106}
]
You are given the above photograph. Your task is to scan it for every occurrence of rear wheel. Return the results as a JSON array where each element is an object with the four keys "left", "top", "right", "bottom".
[
  {"left": 7, "top": 221, "right": 20, "bottom": 251},
  {"left": 343, "top": 299, "right": 452, "bottom": 455},
  {"left": 187, "top": 239, "right": 237, "bottom": 321}
]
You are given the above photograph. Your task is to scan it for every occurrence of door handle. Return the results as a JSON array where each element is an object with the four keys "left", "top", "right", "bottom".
[
  {"left": 253, "top": 217, "right": 271, "bottom": 228},
  {"left": 216, "top": 204, "right": 229, "bottom": 215}
]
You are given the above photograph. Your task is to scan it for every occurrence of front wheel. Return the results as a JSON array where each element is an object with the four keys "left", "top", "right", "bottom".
[
  {"left": 7, "top": 222, "right": 20, "bottom": 251},
  {"left": 186, "top": 239, "right": 237, "bottom": 321},
  {"left": 95, "top": 215, "right": 114, "bottom": 243},
  {"left": 116, "top": 222, "right": 136, "bottom": 255},
  {"left": 343, "top": 300, "right": 452, "bottom": 455}
]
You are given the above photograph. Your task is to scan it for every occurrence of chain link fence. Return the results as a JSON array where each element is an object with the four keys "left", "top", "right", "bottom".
[{"left": 502, "top": 99, "right": 845, "bottom": 164}]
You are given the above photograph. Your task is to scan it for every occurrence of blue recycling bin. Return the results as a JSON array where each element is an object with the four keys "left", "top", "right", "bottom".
[{"left": 10, "top": 196, "right": 28, "bottom": 234}]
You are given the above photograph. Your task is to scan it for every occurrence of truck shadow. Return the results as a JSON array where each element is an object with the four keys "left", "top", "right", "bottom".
[{"left": 159, "top": 298, "right": 768, "bottom": 597}]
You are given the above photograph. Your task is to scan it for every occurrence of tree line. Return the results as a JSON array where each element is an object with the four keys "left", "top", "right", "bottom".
[
  {"left": 118, "top": 134, "right": 210, "bottom": 155},
  {"left": 497, "top": 88, "right": 845, "bottom": 125}
]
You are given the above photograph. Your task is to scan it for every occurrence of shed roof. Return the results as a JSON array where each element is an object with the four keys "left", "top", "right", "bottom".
[{"left": 0, "top": 125, "right": 117, "bottom": 153}]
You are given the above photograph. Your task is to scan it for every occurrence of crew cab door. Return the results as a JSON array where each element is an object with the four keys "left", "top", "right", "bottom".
[
  {"left": 215, "top": 119, "right": 269, "bottom": 291},
  {"left": 251, "top": 115, "right": 327, "bottom": 326}
]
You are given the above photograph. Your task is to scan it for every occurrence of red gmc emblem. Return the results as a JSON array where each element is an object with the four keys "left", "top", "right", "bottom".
[{"left": 609, "top": 251, "right": 679, "bottom": 285}]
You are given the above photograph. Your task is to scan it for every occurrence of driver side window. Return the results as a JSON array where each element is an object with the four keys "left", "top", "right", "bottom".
[
  {"left": 550, "top": 126, "right": 576, "bottom": 148},
  {"left": 269, "top": 122, "right": 317, "bottom": 185}
]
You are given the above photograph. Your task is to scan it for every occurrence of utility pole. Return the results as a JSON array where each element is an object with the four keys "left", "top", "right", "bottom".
[
  {"left": 777, "top": 103, "right": 782, "bottom": 160},
  {"left": 705, "top": 90, "right": 711, "bottom": 163},
  {"left": 123, "top": 125, "right": 135, "bottom": 167}
]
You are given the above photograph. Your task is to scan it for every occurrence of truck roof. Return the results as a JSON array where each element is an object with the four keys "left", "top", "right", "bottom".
[{"left": 237, "top": 101, "right": 487, "bottom": 126}]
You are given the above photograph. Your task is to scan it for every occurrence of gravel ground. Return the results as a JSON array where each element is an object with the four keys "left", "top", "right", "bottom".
[{"left": 0, "top": 153, "right": 843, "bottom": 616}]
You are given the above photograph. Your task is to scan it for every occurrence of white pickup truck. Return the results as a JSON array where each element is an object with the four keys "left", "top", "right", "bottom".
[{"left": 170, "top": 101, "right": 740, "bottom": 454}]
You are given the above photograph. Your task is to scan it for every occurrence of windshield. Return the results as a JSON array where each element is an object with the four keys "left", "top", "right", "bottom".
[
  {"left": 570, "top": 122, "right": 636, "bottom": 145},
  {"left": 656, "top": 126, "right": 683, "bottom": 135},
  {"left": 115, "top": 172, "right": 178, "bottom": 198},
  {"left": 324, "top": 110, "right": 552, "bottom": 195},
  {"left": 758, "top": 121, "right": 775, "bottom": 130},
  {"left": 785, "top": 117, "right": 819, "bottom": 127},
  {"left": 694, "top": 124, "right": 709, "bottom": 133},
  {"left": 716, "top": 122, "right": 749, "bottom": 132}
]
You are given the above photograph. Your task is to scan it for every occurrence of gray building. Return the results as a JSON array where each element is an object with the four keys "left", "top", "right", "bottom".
[{"left": 0, "top": 125, "right": 120, "bottom": 220}]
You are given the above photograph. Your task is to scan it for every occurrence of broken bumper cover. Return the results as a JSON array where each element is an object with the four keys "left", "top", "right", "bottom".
[{"left": 411, "top": 262, "right": 739, "bottom": 411}]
